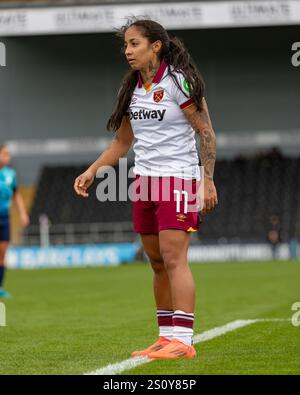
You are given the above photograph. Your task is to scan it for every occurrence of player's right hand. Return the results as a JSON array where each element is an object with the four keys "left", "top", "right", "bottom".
[{"left": 74, "top": 169, "right": 95, "bottom": 198}]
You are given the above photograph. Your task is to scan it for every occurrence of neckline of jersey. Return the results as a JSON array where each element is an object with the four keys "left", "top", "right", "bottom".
[{"left": 137, "top": 60, "right": 168, "bottom": 89}]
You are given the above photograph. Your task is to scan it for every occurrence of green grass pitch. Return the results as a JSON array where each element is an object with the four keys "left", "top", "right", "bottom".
[{"left": 0, "top": 260, "right": 299, "bottom": 375}]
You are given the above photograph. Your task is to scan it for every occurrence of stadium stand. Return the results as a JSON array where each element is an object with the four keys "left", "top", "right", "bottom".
[
  {"left": 23, "top": 148, "right": 300, "bottom": 245},
  {"left": 24, "top": 164, "right": 135, "bottom": 245},
  {"left": 0, "top": 0, "right": 230, "bottom": 6}
]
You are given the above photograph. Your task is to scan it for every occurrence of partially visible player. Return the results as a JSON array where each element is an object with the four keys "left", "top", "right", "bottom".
[{"left": 0, "top": 144, "right": 29, "bottom": 298}]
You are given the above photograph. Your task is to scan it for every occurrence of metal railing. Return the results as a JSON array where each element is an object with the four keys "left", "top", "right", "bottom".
[
  {"left": 22, "top": 221, "right": 138, "bottom": 245},
  {"left": 21, "top": 220, "right": 203, "bottom": 246}
]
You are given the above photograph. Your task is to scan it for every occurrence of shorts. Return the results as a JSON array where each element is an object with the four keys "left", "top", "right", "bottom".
[
  {"left": 133, "top": 175, "right": 202, "bottom": 234},
  {"left": 0, "top": 215, "right": 10, "bottom": 242}
]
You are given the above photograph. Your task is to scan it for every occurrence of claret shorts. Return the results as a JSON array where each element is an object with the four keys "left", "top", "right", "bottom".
[{"left": 133, "top": 175, "right": 202, "bottom": 234}]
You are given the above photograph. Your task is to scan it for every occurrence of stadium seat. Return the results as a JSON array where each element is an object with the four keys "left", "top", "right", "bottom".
[{"left": 25, "top": 153, "right": 300, "bottom": 244}]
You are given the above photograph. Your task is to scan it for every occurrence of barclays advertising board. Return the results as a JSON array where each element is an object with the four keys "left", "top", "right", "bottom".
[{"left": 7, "top": 243, "right": 140, "bottom": 269}]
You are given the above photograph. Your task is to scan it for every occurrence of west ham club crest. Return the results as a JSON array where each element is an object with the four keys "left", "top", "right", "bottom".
[{"left": 153, "top": 89, "right": 164, "bottom": 103}]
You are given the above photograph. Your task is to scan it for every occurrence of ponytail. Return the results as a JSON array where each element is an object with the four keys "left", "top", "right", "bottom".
[
  {"left": 165, "top": 37, "right": 205, "bottom": 113},
  {"left": 107, "top": 69, "right": 138, "bottom": 131}
]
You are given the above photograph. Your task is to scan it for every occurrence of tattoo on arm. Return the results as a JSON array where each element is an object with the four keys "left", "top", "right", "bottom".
[{"left": 185, "top": 98, "right": 216, "bottom": 180}]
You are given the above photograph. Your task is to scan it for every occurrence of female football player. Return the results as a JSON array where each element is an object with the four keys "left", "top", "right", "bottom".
[
  {"left": 74, "top": 19, "right": 218, "bottom": 359},
  {"left": 0, "top": 144, "right": 29, "bottom": 298}
]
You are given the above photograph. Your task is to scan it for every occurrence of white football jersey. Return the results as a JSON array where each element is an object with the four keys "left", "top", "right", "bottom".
[{"left": 128, "top": 60, "right": 201, "bottom": 180}]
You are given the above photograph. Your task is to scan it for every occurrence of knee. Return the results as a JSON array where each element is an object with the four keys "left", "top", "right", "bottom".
[
  {"left": 149, "top": 256, "right": 166, "bottom": 275},
  {"left": 160, "top": 249, "right": 181, "bottom": 272}
]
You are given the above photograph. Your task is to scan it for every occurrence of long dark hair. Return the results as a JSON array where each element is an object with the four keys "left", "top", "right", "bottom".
[{"left": 107, "top": 18, "right": 205, "bottom": 131}]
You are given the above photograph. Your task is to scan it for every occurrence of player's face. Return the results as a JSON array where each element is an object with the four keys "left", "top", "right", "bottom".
[
  {"left": 0, "top": 146, "right": 11, "bottom": 166},
  {"left": 124, "top": 26, "right": 158, "bottom": 70}
]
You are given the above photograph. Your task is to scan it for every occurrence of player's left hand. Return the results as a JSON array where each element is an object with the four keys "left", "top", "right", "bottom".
[
  {"left": 197, "top": 177, "right": 218, "bottom": 215},
  {"left": 20, "top": 212, "right": 30, "bottom": 227}
]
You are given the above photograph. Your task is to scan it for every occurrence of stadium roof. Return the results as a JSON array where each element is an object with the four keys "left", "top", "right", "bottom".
[
  {"left": 0, "top": 0, "right": 289, "bottom": 9},
  {"left": 0, "top": 0, "right": 299, "bottom": 36}
]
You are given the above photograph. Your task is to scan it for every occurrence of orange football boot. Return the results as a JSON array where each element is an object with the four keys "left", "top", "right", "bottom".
[
  {"left": 147, "top": 338, "right": 196, "bottom": 359},
  {"left": 131, "top": 337, "right": 171, "bottom": 357}
]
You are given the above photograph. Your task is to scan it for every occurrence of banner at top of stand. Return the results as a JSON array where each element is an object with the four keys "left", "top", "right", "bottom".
[{"left": 0, "top": 1, "right": 299, "bottom": 36}]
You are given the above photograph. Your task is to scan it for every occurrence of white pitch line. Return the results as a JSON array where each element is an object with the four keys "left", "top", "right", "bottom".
[
  {"left": 192, "top": 319, "right": 257, "bottom": 344},
  {"left": 86, "top": 355, "right": 152, "bottom": 376},
  {"left": 86, "top": 318, "right": 289, "bottom": 375},
  {"left": 193, "top": 318, "right": 290, "bottom": 344},
  {"left": 254, "top": 318, "right": 290, "bottom": 323}
]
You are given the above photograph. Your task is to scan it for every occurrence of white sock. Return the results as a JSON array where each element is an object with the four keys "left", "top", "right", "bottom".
[
  {"left": 159, "top": 325, "right": 173, "bottom": 341},
  {"left": 173, "top": 310, "right": 194, "bottom": 346},
  {"left": 157, "top": 309, "right": 174, "bottom": 340}
]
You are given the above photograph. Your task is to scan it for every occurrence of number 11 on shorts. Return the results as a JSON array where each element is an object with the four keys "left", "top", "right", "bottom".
[{"left": 174, "top": 190, "right": 188, "bottom": 214}]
